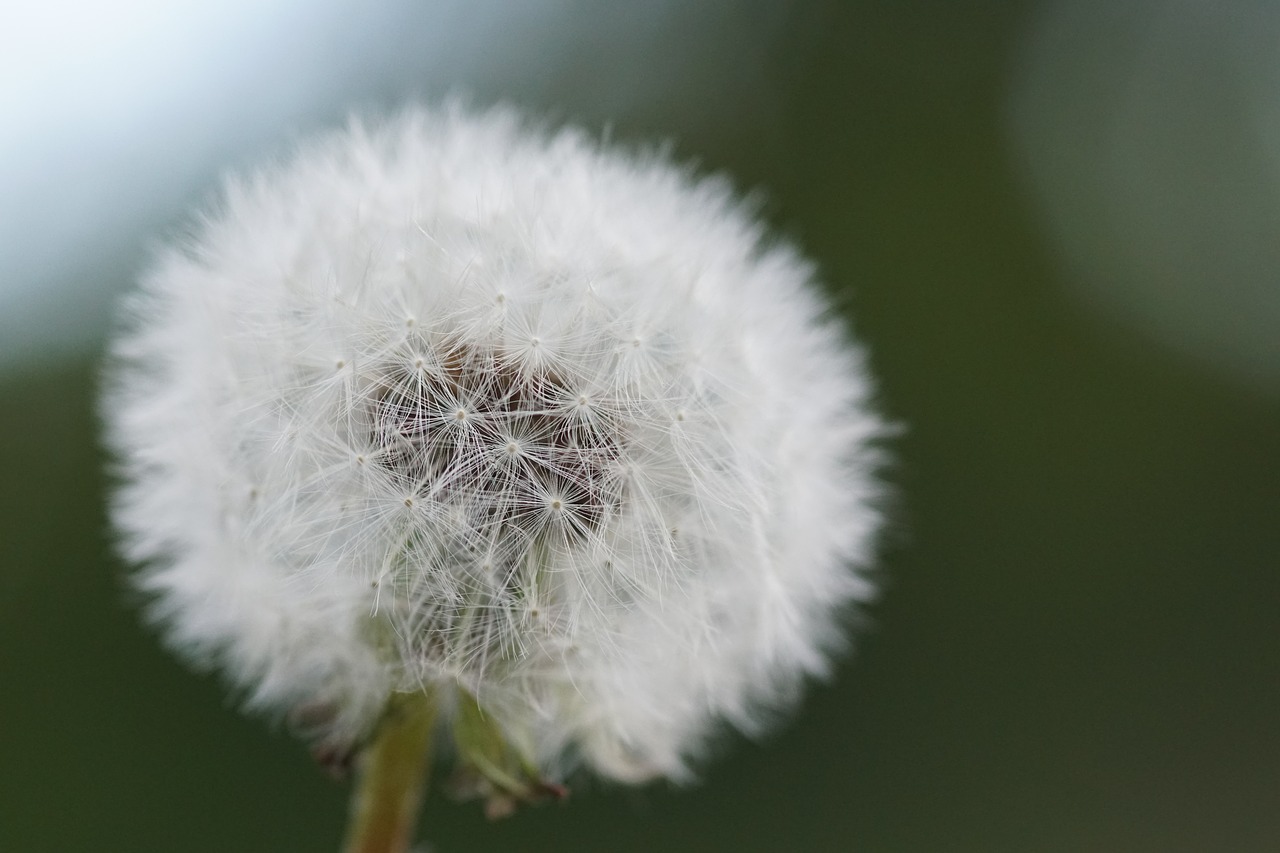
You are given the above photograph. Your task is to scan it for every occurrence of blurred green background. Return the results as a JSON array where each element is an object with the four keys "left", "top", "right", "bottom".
[{"left": 4, "top": 1, "right": 1279, "bottom": 850}]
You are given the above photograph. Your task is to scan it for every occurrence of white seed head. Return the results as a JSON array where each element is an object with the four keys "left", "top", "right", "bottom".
[{"left": 102, "top": 103, "right": 887, "bottom": 785}]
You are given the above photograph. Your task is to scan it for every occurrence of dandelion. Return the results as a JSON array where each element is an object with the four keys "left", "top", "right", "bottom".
[{"left": 102, "top": 103, "right": 886, "bottom": 850}]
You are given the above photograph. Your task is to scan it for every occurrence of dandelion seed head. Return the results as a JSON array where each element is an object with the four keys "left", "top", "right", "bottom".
[{"left": 102, "top": 103, "right": 887, "bottom": 786}]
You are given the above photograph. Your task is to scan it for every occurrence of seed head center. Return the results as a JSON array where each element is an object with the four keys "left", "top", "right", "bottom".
[{"left": 371, "top": 340, "right": 624, "bottom": 544}]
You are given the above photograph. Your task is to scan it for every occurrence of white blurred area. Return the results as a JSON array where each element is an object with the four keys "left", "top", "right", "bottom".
[
  {"left": 0, "top": 1, "right": 787, "bottom": 373},
  {"left": 1009, "top": 0, "right": 1280, "bottom": 392}
]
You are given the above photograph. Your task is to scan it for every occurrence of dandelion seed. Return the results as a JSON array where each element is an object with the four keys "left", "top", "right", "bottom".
[{"left": 102, "top": 102, "right": 887, "bottom": 849}]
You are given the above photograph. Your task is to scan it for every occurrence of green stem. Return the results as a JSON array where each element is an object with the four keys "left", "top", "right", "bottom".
[{"left": 342, "top": 692, "right": 437, "bottom": 853}]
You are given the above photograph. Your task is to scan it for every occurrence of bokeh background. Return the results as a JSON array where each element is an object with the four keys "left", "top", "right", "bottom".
[{"left": 4, "top": 1, "right": 1279, "bottom": 850}]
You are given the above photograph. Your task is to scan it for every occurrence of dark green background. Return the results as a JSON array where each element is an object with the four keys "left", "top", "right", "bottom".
[{"left": 4, "top": 2, "right": 1279, "bottom": 850}]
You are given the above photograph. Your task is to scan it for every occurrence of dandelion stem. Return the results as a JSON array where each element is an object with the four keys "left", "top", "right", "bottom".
[{"left": 342, "top": 691, "right": 437, "bottom": 853}]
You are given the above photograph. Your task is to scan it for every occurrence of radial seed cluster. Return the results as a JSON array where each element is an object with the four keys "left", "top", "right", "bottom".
[{"left": 103, "top": 104, "right": 886, "bottom": 785}]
